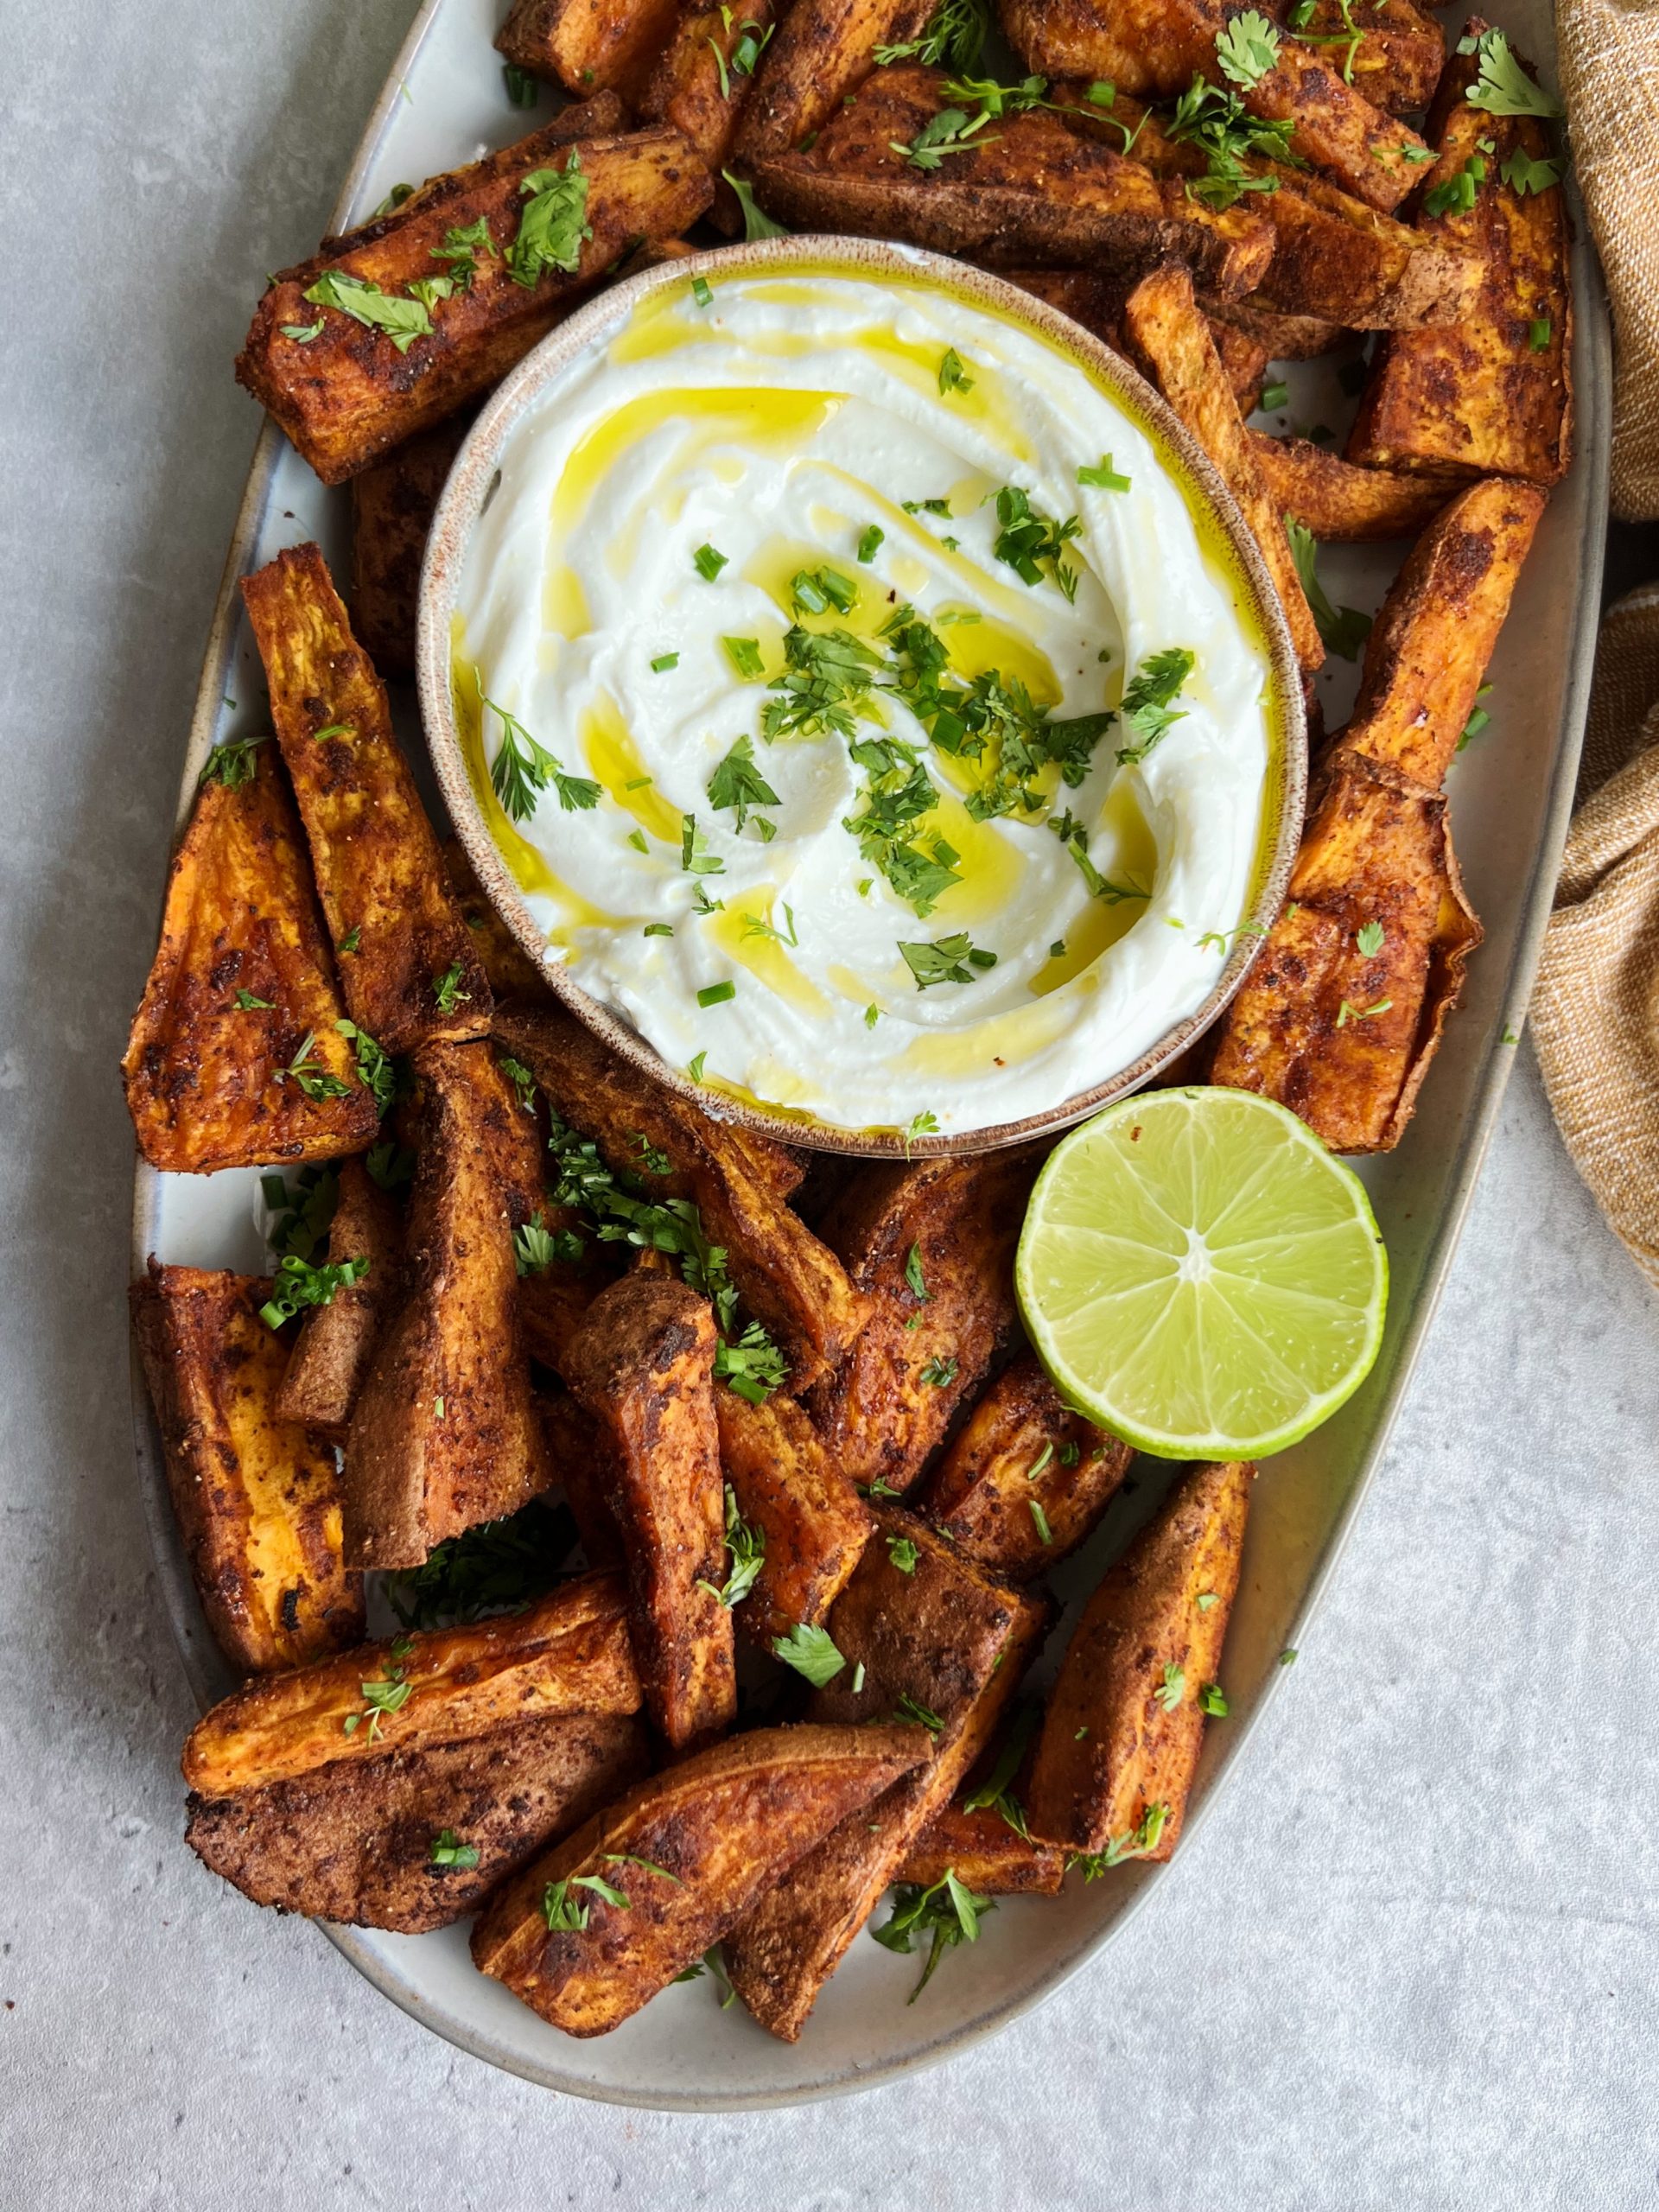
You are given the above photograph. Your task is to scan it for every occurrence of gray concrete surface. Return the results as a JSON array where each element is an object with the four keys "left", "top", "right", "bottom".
[{"left": 3, "top": 4, "right": 1657, "bottom": 2205}]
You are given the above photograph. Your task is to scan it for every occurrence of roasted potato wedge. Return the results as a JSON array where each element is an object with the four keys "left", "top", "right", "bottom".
[
  {"left": 1026, "top": 1459, "right": 1253, "bottom": 1858},
  {"left": 345, "top": 1042, "right": 553, "bottom": 1567},
  {"left": 734, "top": 0, "right": 931, "bottom": 162},
  {"left": 123, "top": 753, "right": 378, "bottom": 1173},
  {"left": 715, "top": 1389, "right": 874, "bottom": 1643},
  {"left": 274, "top": 1157, "right": 404, "bottom": 1436},
  {"left": 473, "top": 1722, "right": 931, "bottom": 2035},
  {"left": 920, "top": 1354, "right": 1133, "bottom": 1579},
  {"left": 237, "top": 111, "right": 712, "bottom": 482},
  {"left": 639, "top": 0, "right": 783, "bottom": 228},
  {"left": 1248, "top": 432, "right": 1456, "bottom": 541},
  {"left": 1122, "top": 264, "right": 1324, "bottom": 671},
  {"left": 1338, "top": 474, "right": 1548, "bottom": 791},
  {"left": 1000, "top": 266, "right": 1269, "bottom": 410},
  {"left": 1209, "top": 753, "right": 1482, "bottom": 1150},
  {"left": 1201, "top": 292, "right": 1347, "bottom": 359},
  {"left": 348, "top": 416, "right": 470, "bottom": 675},
  {"left": 751, "top": 67, "right": 1275, "bottom": 299},
  {"left": 493, "top": 1003, "right": 860, "bottom": 1390},
  {"left": 563, "top": 1275, "right": 737, "bottom": 1750},
  {"left": 495, "top": 0, "right": 684, "bottom": 98},
  {"left": 807, "top": 1150, "right": 1035, "bottom": 1497},
  {"left": 897, "top": 1798, "right": 1065, "bottom": 1895},
  {"left": 439, "top": 837, "right": 556, "bottom": 1004},
  {"left": 240, "top": 543, "right": 493, "bottom": 1053},
  {"left": 724, "top": 1510, "right": 1049, "bottom": 2040},
  {"left": 132, "top": 1263, "right": 364, "bottom": 1674},
  {"left": 1208, "top": 316, "right": 1269, "bottom": 413},
  {"left": 1281, "top": 0, "right": 1445, "bottom": 118},
  {"left": 1347, "top": 25, "right": 1573, "bottom": 486}
]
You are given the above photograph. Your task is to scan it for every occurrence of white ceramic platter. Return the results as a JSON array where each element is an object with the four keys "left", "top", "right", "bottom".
[{"left": 130, "top": 0, "right": 1610, "bottom": 2108}]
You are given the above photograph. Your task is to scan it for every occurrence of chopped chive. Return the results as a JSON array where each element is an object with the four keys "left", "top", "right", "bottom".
[
  {"left": 692, "top": 275, "right": 714, "bottom": 308},
  {"left": 693, "top": 543, "right": 728, "bottom": 582},
  {"left": 697, "top": 981, "right": 736, "bottom": 1007},
  {"left": 651, "top": 651, "right": 679, "bottom": 671}
]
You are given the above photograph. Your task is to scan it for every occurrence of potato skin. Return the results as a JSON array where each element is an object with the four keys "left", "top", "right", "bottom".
[
  {"left": 472, "top": 1722, "right": 931, "bottom": 2035},
  {"left": 733, "top": 0, "right": 932, "bottom": 162},
  {"left": 122, "top": 756, "right": 377, "bottom": 1173},
  {"left": 349, "top": 416, "right": 470, "bottom": 675},
  {"left": 132, "top": 1264, "right": 364, "bottom": 1674},
  {"left": 1287, "top": 0, "right": 1445, "bottom": 118},
  {"left": 187, "top": 1708, "right": 648, "bottom": 1931},
  {"left": 714, "top": 1389, "right": 873, "bottom": 1643},
  {"left": 1026, "top": 1460, "right": 1254, "bottom": 1859},
  {"left": 275, "top": 1157, "right": 404, "bottom": 1436},
  {"left": 495, "top": 0, "right": 685, "bottom": 99},
  {"left": 563, "top": 1275, "right": 737, "bottom": 1751},
  {"left": 1248, "top": 433, "right": 1456, "bottom": 543}
]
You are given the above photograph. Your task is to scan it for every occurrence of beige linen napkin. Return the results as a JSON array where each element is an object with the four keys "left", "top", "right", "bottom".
[
  {"left": 1559, "top": 0, "right": 1659, "bottom": 520},
  {"left": 1533, "top": 589, "right": 1659, "bottom": 1288}
]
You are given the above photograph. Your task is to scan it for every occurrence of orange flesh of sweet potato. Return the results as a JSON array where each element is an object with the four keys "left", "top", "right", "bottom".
[
  {"left": 472, "top": 1721, "right": 931, "bottom": 2035},
  {"left": 348, "top": 415, "right": 470, "bottom": 676},
  {"left": 182, "top": 1570, "right": 639, "bottom": 1789},
  {"left": 638, "top": 0, "right": 783, "bottom": 226},
  {"left": 344, "top": 1042, "right": 553, "bottom": 1567},
  {"left": 275, "top": 1157, "right": 404, "bottom": 1435},
  {"left": 1281, "top": 0, "right": 1445, "bottom": 117},
  {"left": 1345, "top": 28, "right": 1573, "bottom": 486},
  {"left": 563, "top": 1274, "right": 738, "bottom": 1751},
  {"left": 538, "top": 1389, "right": 626, "bottom": 1567},
  {"left": 123, "top": 757, "right": 378, "bottom": 1173},
  {"left": 236, "top": 113, "right": 712, "bottom": 482},
  {"left": 896, "top": 1797, "right": 1065, "bottom": 1893},
  {"left": 1248, "top": 432, "right": 1457, "bottom": 541},
  {"left": 1122, "top": 264, "right": 1325, "bottom": 670},
  {"left": 1026, "top": 1460, "right": 1253, "bottom": 1857},
  {"left": 714, "top": 1389, "right": 874, "bottom": 1643},
  {"left": 240, "top": 543, "right": 493, "bottom": 1053},
  {"left": 132, "top": 1263, "right": 364, "bottom": 1674},
  {"left": 920, "top": 1353, "right": 1133, "bottom": 1578},
  {"left": 495, "top": 0, "right": 686, "bottom": 99},
  {"left": 734, "top": 0, "right": 932, "bottom": 162}
]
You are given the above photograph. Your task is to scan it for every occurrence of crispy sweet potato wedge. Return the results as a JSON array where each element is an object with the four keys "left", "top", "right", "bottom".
[
  {"left": 1201, "top": 292, "right": 1347, "bottom": 359},
  {"left": 275, "top": 1158, "right": 404, "bottom": 1435},
  {"left": 237, "top": 111, "right": 711, "bottom": 482},
  {"left": 349, "top": 416, "right": 469, "bottom": 675},
  {"left": 1346, "top": 26, "right": 1573, "bottom": 486},
  {"left": 1208, "top": 316, "right": 1269, "bottom": 412},
  {"left": 1122, "top": 264, "right": 1324, "bottom": 671},
  {"left": 240, "top": 544, "right": 493, "bottom": 1052},
  {"left": 1026, "top": 1460, "right": 1253, "bottom": 1858},
  {"left": 496, "top": 0, "right": 684, "bottom": 97},
  {"left": 1000, "top": 0, "right": 1161, "bottom": 92},
  {"left": 896, "top": 1798, "right": 1065, "bottom": 1894},
  {"left": 538, "top": 1390, "right": 626, "bottom": 1567},
  {"left": 733, "top": 0, "right": 931, "bottom": 162},
  {"left": 563, "top": 1275, "right": 737, "bottom": 1750},
  {"left": 1000, "top": 266, "right": 1270, "bottom": 410},
  {"left": 714, "top": 1389, "right": 873, "bottom": 1643},
  {"left": 473, "top": 1722, "right": 931, "bottom": 2034},
  {"left": 1248, "top": 432, "right": 1456, "bottom": 541},
  {"left": 132, "top": 1263, "right": 364, "bottom": 1674},
  {"left": 920, "top": 1354, "right": 1133, "bottom": 1579},
  {"left": 751, "top": 67, "right": 1275, "bottom": 298},
  {"left": 187, "top": 1709, "right": 648, "bottom": 1931},
  {"left": 1281, "top": 0, "right": 1445, "bottom": 118},
  {"left": 493, "top": 1003, "right": 860, "bottom": 1389},
  {"left": 438, "top": 837, "right": 556, "bottom": 1004},
  {"left": 1338, "top": 474, "right": 1548, "bottom": 790},
  {"left": 344, "top": 1043, "right": 553, "bottom": 1567},
  {"left": 639, "top": 0, "right": 783, "bottom": 228},
  {"left": 807, "top": 1151, "right": 1035, "bottom": 1497},
  {"left": 724, "top": 1510, "right": 1048, "bottom": 2040},
  {"left": 123, "top": 755, "right": 378, "bottom": 1173},
  {"left": 1208, "top": 753, "right": 1482, "bottom": 1150}
]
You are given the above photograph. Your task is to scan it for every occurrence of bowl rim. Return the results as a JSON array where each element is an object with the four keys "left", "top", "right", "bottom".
[{"left": 416, "top": 234, "right": 1307, "bottom": 1159}]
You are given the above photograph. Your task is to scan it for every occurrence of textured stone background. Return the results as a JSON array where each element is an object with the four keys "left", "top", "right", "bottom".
[{"left": 4, "top": 4, "right": 1657, "bottom": 2205}]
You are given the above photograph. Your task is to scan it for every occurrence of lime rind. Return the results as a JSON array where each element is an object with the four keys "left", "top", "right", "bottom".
[{"left": 1016, "top": 1089, "right": 1389, "bottom": 1459}]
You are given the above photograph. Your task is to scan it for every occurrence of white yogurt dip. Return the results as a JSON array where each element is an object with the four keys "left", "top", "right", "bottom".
[{"left": 451, "top": 260, "right": 1278, "bottom": 1135}]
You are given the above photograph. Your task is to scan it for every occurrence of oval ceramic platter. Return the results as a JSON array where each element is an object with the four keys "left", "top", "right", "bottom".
[{"left": 130, "top": 0, "right": 1609, "bottom": 2109}]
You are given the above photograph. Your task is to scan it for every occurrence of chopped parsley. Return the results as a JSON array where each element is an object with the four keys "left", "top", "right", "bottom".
[
  {"left": 233, "top": 989, "right": 274, "bottom": 1011},
  {"left": 507, "top": 153, "right": 591, "bottom": 287},
  {"left": 281, "top": 318, "right": 325, "bottom": 343},
  {"left": 386, "top": 1498, "right": 575, "bottom": 1628},
  {"left": 938, "top": 347, "right": 974, "bottom": 396},
  {"left": 341, "top": 1662, "right": 413, "bottom": 1741},
  {"left": 1501, "top": 146, "right": 1565, "bottom": 196},
  {"left": 721, "top": 169, "right": 789, "bottom": 240},
  {"left": 680, "top": 813, "right": 726, "bottom": 877},
  {"left": 697, "top": 1484, "right": 767, "bottom": 1607},
  {"left": 334, "top": 1020, "right": 396, "bottom": 1115},
  {"left": 891, "top": 105, "right": 1000, "bottom": 170},
  {"left": 199, "top": 733, "right": 267, "bottom": 790},
  {"left": 1163, "top": 76, "right": 1300, "bottom": 207},
  {"left": 874, "top": 0, "right": 989, "bottom": 73},
  {"left": 991, "top": 486, "right": 1081, "bottom": 598},
  {"left": 772, "top": 1622, "right": 846, "bottom": 1686},
  {"left": 1154, "top": 1662, "right": 1186, "bottom": 1713},
  {"left": 904, "top": 1243, "right": 929, "bottom": 1301},
  {"left": 963, "top": 1702, "right": 1039, "bottom": 1837},
  {"left": 713, "top": 1319, "right": 788, "bottom": 1403},
  {"left": 898, "top": 932, "right": 995, "bottom": 988},
  {"left": 1214, "top": 11, "right": 1281, "bottom": 91},
  {"left": 1424, "top": 152, "right": 1487, "bottom": 219},
  {"left": 707, "top": 734, "right": 779, "bottom": 830},
  {"left": 886, "top": 1533, "right": 920, "bottom": 1574},
  {"left": 871, "top": 1870, "right": 993, "bottom": 1999},
  {"left": 431, "top": 962, "right": 471, "bottom": 1014},
  {"left": 278, "top": 1031, "right": 354, "bottom": 1103},
  {"left": 1198, "top": 1682, "right": 1230, "bottom": 1717},
  {"left": 1285, "top": 523, "right": 1372, "bottom": 660},
  {"left": 1356, "top": 919, "right": 1386, "bottom": 957},
  {"left": 1335, "top": 995, "right": 1392, "bottom": 1027},
  {"left": 302, "top": 270, "right": 432, "bottom": 353},
  {"left": 429, "top": 215, "right": 498, "bottom": 291},
  {"left": 919, "top": 1355, "right": 959, "bottom": 1389},
  {"left": 1070, "top": 1801, "right": 1171, "bottom": 1876},
  {"left": 1459, "top": 28, "right": 1563, "bottom": 120},
  {"left": 482, "top": 691, "right": 601, "bottom": 818}
]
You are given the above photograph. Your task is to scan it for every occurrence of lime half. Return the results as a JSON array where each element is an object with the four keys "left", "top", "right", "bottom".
[{"left": 1016, "top": 1089, "right": 1388, "bottom": 1460}]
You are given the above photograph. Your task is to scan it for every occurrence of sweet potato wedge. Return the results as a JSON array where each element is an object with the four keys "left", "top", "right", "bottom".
[
  {"left": 1248, "top": 432, "right": 1456, "bottom": 541},
  {"left": 1000, "top": 0, "right": 1162, "bottom": 93},
  {"left": 563, "top": 1275, "right": 737, "bottom": 1750},
  {"left": 493, "top": 1003, "right": 860, "bottom": 1390},
  {"left": 473, "top": 1721, "right": 931, "bottom": 2035},
  {"left": 1000, "top": 266, "right": 1269, "bottom": 410},
  {"left": 348, "top": 416, "right": 470, "bottom": 675},
  {"left": 750, "top": 67, "right": 1275, "bottom": 298},
  {"left": 123, "top": 754, "right": 378, "bottom": 1173},
  {"left": 1281, "top": 0, "right": 1445, "bottom": 118},
  {"left": 724, "top": 1510, "right": 1048, "bottom": 2040},
  {"left": 237, "top": 111, "right": 712, "bottom": 482},
  {"left": 733, "top": 0, "right": 931, "bottom": 162},
  {"left": 714, "top": 1389, "right": 873, "bottom": 1643},
  {"left": 496, "top": 0, "right": 684, "bottom": 98},
  {"left": 1346, "top": 25, "right": 1573, "bottom": 486},
  {"left": 896, "top": 1798, "right": 1065, "bottom": 1895},
  {"left": 639, "top": 0, "right": 783, "bottom": 227},
  {"left": 920, "top": 1353, "right": 1133, "bottom": 1579},
  {"left": 806, "top": 1150, "right": 1036, "bottom": 1497},
  {"left": 1338, "top": 474, "right": 1548, "bottom": 790},
  {"left": 1200, "top": 292, "right": 1347, "bottom": 359},
  {"left": 344, "top": 1042, "right": 553, "bottom": 1567},
  {"left": 438, "top": 837, "right": 555, "bottom": 1004},
  {"left": 1025, "top": 1459, "right": 1253, "bottom": 1858},
  {"left": 131, "top": 1262, "right": 364, "bottom": 1674},
  {"left": 1208, "top": 753, "right": 1482, "bottom": 1150},
  {"left": 274, "top": 1158, "right": 404, "bottom": 1435},
  {"left": 1122, "top": 264, "right": 1324, "bottom": 671},
  {"left": 240, "top": 544, "right": 492, "bottom": 1053}
]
